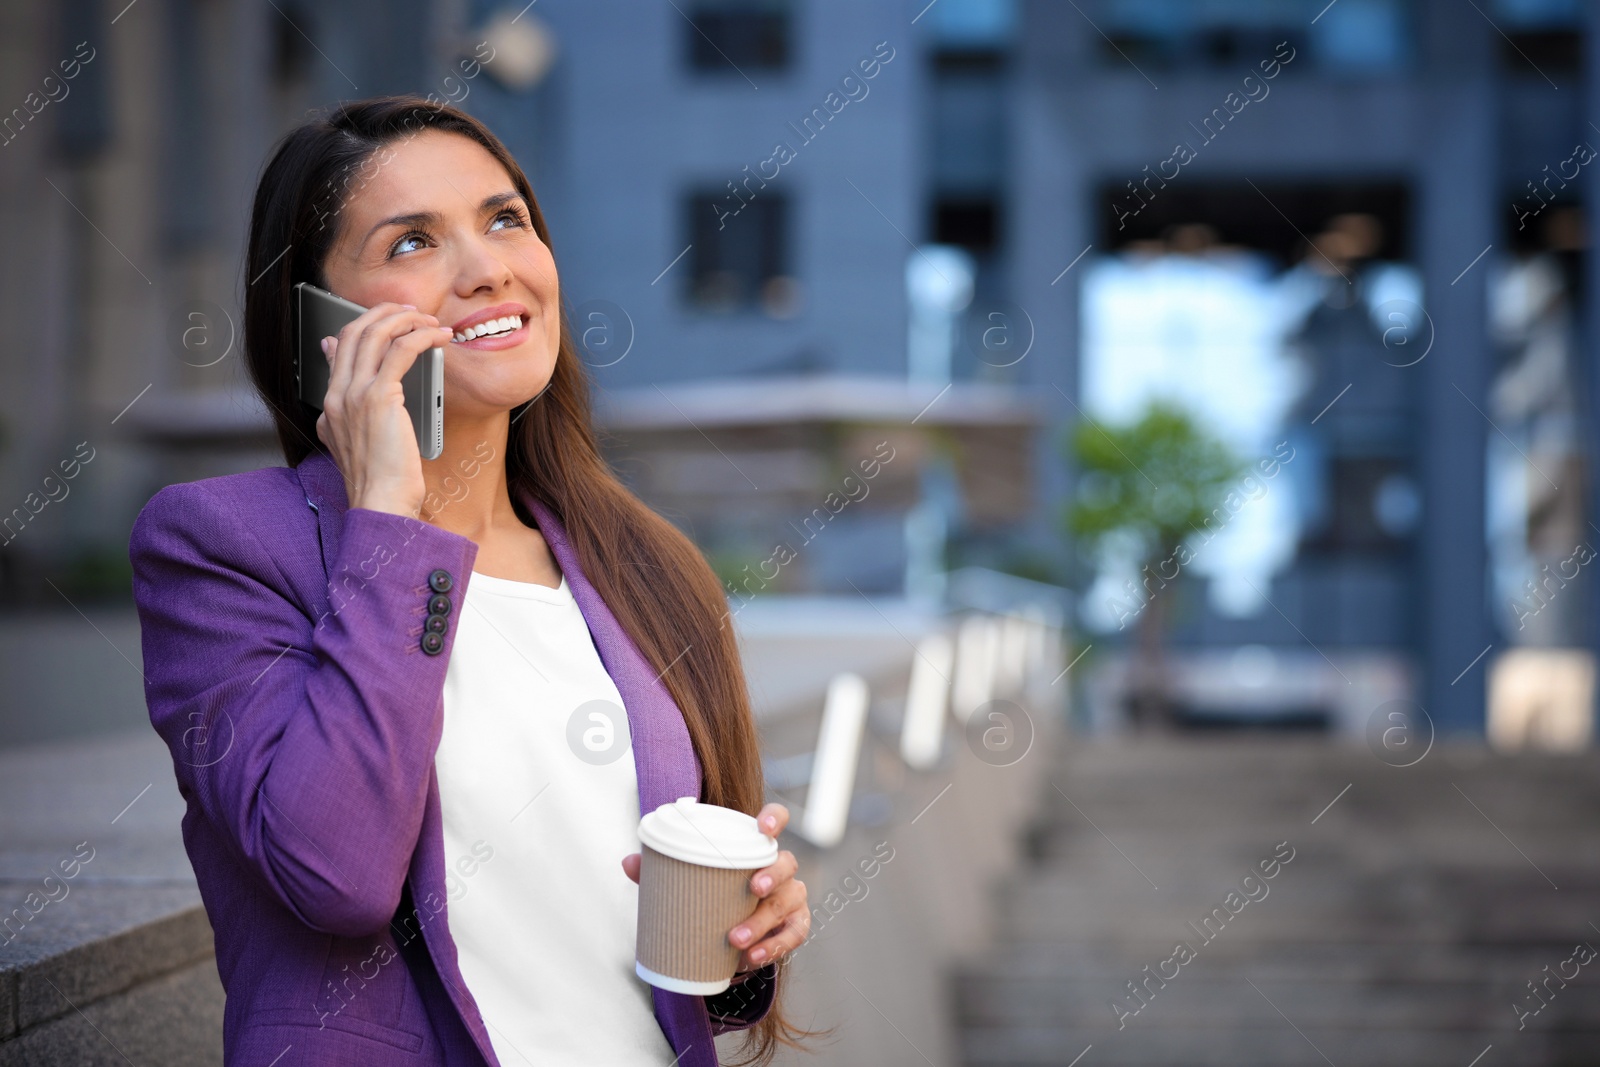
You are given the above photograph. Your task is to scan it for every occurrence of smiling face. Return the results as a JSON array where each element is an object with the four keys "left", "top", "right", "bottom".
[{"left": 320, "top": 128, "right": 561, "bottom": 425}]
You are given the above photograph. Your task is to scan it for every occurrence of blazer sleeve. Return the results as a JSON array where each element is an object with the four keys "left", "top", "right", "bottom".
[
  {"left": 703, "top": 961, "right": 779, "bottom": 1034},
  {"left": 129, "top": 480, "right": 479, "bottom": 938}
]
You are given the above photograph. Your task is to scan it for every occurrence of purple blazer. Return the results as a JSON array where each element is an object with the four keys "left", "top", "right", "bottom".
[{"left": 128, "top": 448, "right": 775, "bottom": 1066}]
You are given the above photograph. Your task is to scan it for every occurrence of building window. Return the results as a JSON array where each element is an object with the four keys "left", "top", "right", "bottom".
[
  {"left": 1300, "top": 456, "right": 1418, "bottom": 556},
  {"left": 925, "top": 0, "right": 1017, "bottom": 52},
  {"left": 932, "top": 197, "right": 1000, "bottom": 254},
  {"left": 1097, "top": 0, "right": 1412, "bottom": 73},
  {"left": 684, "top": 0, "right": 792, "bottom": 73},
  {"left": 684, "top": 189, "right": 794, "bottom": 314},
  {"left": 1489, "top": 0, "right": 1581, "bottom": 78}
]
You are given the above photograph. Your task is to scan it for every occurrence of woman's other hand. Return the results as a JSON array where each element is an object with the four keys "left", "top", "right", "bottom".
[
  {"left": 727, "top": 803, "right": 808, "bottom": 972},
  {"left": 315, "top": 301, "right": 454, "bottom": 517},
  {"left": 619, "top": 801, "right": 809, "bottom": 974}
]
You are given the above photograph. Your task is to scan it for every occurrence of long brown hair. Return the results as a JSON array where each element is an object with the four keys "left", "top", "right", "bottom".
[{"left": 242, "top": 94, "right": 815, "bottom": 1065}]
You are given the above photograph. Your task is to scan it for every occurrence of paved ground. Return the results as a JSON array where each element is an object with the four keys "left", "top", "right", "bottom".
[{"left": 954, "top": 737, "right": 1600, "bottom": 1067}]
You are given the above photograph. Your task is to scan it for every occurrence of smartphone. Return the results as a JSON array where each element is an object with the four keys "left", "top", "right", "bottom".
[{"left": 295, "top": 282, "right": 444, "bottom": 460}]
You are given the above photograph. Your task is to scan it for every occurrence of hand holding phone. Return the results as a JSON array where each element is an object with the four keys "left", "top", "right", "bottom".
[
  {"left": 297, "top": 282, "right": 445, "bottom": 458},
  {"left": 294, "top": 283, "right": 451, "bottom": 516}
]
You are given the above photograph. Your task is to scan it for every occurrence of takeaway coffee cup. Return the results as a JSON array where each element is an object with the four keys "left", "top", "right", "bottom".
[{"left": 635, "top": 796, "right": 779, "bottom": 995}]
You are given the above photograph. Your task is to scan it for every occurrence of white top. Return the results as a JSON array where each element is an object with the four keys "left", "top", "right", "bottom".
[{"left": 434, "top": 567, "right": 676, "bottom": 1067}]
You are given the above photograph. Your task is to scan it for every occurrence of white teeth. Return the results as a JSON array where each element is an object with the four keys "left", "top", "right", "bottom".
[{"left": 452, "top": 314, "right": 522, "bottom": 343}]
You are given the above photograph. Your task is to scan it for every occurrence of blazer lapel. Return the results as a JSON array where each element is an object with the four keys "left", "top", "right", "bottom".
[{"left": 519, "top": 492, "right": 704, "bottom": 811}]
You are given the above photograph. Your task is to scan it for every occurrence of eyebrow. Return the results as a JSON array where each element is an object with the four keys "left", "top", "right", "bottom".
[{"left": 362, "top": 191, "right": 527, "bottom": 250}]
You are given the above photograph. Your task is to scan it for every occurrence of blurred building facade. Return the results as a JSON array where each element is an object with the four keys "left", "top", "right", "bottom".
[
  {"left": 3, "top": 0, "right": 1599, "bottom": 738},
  {"left": 1009, "top": 0, "right": 1590, "bottom": 740}
]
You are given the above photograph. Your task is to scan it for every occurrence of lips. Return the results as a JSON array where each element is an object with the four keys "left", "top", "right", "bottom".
[
  {"left": 450, "top": 302, "right": 530, "bottom": 342},
  {"left": 450, "top": 320, "right": 529, "bottom": 352},
  {"left": 453, "top": 313, "right": 522, "bottom": 343}
]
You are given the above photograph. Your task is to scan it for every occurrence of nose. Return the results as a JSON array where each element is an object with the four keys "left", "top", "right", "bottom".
[{"left": 454, "top": 232, "right": 517, "bottom": 297}]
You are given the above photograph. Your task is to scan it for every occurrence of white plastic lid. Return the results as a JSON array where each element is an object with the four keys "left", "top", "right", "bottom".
[{"left": 638, "top": 796, "right": 779, "bottom": 869}]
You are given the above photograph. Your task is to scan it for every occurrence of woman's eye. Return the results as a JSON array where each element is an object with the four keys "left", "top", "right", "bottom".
[
  {"left": 491, "top": 209, "right": 529, "bottom": 232},
  {"left": 389, "top": 231, "right": 429, "bottom": 257}
]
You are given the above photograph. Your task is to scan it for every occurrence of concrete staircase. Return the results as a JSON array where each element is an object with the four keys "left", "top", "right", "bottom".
[{"left": 953, "top": 738, "right": 1600, "bottom": 1067}]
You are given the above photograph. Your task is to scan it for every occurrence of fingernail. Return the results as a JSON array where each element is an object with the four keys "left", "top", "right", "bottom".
[
  {"left": 755, "top": 876, "right": 771, "bottom": 893},
  {"left": 733, "top": 926, "right": 749, "bottom": 944},
  {"left": 762, "top": 816, "right": 775, "bottom": 830},
  {"left": 750, "top": 947, "right": 767, "bottom": 962},
  {"left": 320, "top": 337, "right": 331, "bottom": 355},
  {"left": 401, "top": 303, "right": 416, "bottom": 309}
]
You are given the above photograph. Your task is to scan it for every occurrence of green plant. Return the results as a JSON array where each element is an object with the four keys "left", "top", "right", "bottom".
[{"left": 1062, "top": 400, "right": 1245, "bottom": 727}]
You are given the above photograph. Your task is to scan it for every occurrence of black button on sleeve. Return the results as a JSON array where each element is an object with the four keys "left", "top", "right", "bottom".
[
  {"left": 427, "top": 593, "right": 452, "bottom": 617},
  {"left": 428, "top": 568, "right": 454, "bottom": 594},
  {"left": 421, "top": 631, "right": 445, "bottom": 655},
  {"left": 425, "top": 613, "right": 448, "bottom": 634}
]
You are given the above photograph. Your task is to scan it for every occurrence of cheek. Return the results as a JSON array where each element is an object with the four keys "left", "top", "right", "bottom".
[
  {"left": 530, "top": 243, "right": 559, "bottom": 299},
  {"left": 535, "top": 260, "right": 561, "bottom": 349}
]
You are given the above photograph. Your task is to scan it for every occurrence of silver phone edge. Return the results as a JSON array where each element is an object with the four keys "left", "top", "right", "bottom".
[{"left": 418, "top": 346, "right": 444, "bottom": 461}]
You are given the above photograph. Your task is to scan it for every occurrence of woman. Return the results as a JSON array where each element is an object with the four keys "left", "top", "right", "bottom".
[{"left": 129, "top": 95, "right": 814, "bottom": 1067}]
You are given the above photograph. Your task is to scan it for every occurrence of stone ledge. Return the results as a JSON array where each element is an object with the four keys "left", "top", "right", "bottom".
[
  {"left": 0, "top": 733, "right": 210, "bottom": 1050},
  {"left": 4, "top": 889, "right": 212, "bottom": 1034},
  {"left": 0, "top": 957, "right": 224, "bottom": 1067}
]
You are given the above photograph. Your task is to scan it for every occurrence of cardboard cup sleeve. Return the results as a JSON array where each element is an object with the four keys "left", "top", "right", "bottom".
[{"left": 634, "top": 797, "right": 780, "bottom": 995}]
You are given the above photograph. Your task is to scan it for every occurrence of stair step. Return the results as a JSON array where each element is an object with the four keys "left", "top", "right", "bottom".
[{"left": 954, "top": 740, "right": 1600, "bottom": 1067}]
